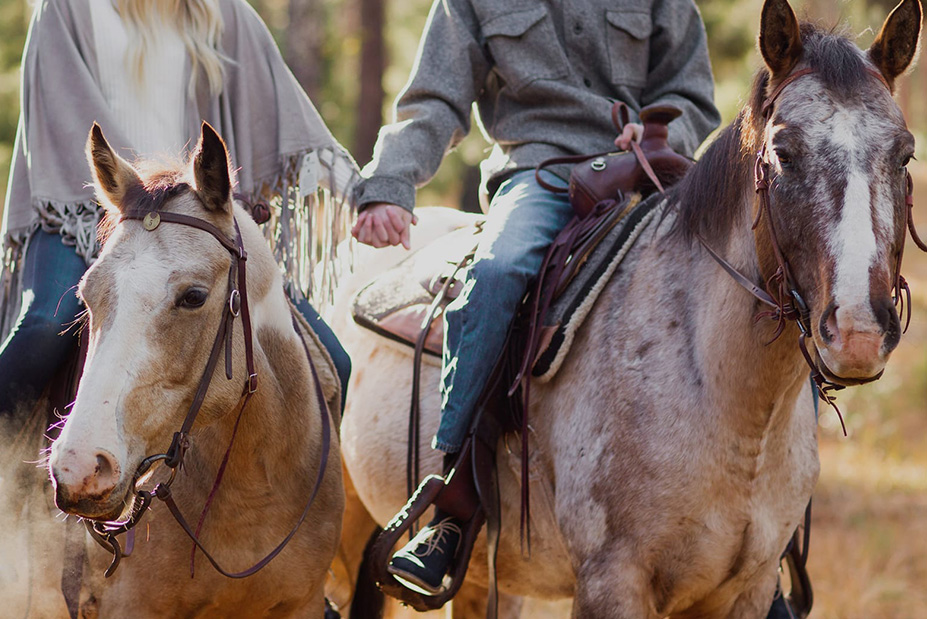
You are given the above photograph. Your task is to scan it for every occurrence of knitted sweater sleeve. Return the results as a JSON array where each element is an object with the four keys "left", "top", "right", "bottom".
[
  {"left": 353, "top": 0, "right": 491, "bottom": 212},
  {"left": 642, "top": 0, "right": 721, "bottom": 157}
]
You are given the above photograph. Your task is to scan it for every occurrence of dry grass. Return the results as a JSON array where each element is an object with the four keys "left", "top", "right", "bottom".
[{"left": 805, "top": 160, "right": 927, "bottom": 618}]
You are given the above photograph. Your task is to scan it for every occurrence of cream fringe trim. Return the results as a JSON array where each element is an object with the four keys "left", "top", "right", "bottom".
[{"left": 252, "top": 146, "right": 357, "bottom": 311}]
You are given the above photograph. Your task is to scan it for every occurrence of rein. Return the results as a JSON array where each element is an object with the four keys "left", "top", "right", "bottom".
[
  {"left": 83, "top": 207, "right": 332, "bottom": 579},
  {"left": 694, "top": 66, "right": 924, "bottom": 427}
]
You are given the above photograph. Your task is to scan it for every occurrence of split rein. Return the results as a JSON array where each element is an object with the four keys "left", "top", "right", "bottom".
[
  {"left": 84, "top": 206, "right": 332, "bottom": 579},
  {"left": 696, "top": 67, "right": 927, "bottom": 430}
]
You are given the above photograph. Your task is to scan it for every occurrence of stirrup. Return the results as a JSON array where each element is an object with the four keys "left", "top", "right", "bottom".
[{"left": 369, "top": 474, "right": 485, "bottom": 612}]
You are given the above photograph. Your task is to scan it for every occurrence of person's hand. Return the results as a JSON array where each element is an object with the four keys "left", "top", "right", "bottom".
[
  {"left": 352, "top": 202, "right": 418, "bottom": 249},
  {"left": 615, "top": 122, "right": 644, "bottom": 151}
]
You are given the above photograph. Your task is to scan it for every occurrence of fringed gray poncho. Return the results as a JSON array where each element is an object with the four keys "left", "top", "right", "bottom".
[{"left": 1, "top": 0, "right": 357, "bottom": 332}]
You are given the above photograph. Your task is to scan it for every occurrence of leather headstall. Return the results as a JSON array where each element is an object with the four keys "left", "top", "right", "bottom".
[
  {"left": 83, "top": 207, "right": 332, "bottom": 581},
  {"left": 697, "top": 66, "right": 926, "bottom": 427}
]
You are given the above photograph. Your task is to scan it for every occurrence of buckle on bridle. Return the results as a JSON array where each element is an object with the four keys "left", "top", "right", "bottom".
[
  {"left": 248, "top": 373, "right": 258, "bottom": 394},
  {"left": 229, "top": 289, "right": 241, "bottom": 316}
]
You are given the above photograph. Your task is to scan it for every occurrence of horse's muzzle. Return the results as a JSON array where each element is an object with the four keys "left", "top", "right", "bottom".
[
  {"left": 814, "top": 299, "right": 900, "bottom": 384},
  {"left": 50, "top": 449, "right": 128, "bottom": 519}
]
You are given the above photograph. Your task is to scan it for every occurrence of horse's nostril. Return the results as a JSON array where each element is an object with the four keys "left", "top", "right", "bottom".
[
  {"left": 96, "top": 453, "right": 114, "bottom": 480},
  {"left": 819, "top": 302, "right": 838, "bottom": 345},
  {"left": 88, "top": 450, "right": 120, "bottom": 497},
  {"left": 874, "top": 296, "right": 901, "bottom": 351}
]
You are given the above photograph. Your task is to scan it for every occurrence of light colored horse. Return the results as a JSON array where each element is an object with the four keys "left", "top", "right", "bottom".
[
  {"left": 26, "top": 123, "right": 344, "bottom": 617},
  {"left": 333, "top": 0, "right": 922, "bottom": 616}
]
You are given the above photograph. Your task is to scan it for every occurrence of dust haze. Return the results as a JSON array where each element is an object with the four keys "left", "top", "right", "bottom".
[{"left": 0, "top": 403, "right": 74, "bottom": 618}]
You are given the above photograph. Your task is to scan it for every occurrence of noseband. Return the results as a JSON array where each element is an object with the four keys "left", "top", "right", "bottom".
[
  {"left": 83, "top": 206, "right": 332, "bottom": 580},
  {"left": 698, "top": 66, "right": 925, "bottom": 424}
]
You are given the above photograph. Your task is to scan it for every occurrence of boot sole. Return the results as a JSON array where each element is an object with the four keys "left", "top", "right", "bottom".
[{"left": 387, "top": 563, "right": 446, "bottom": 596}]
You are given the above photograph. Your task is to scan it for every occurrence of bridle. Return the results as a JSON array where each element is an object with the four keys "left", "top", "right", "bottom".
[
  {"left": 83, "top": 206, "right": 332, "bottom": 579},
  {"left": 695, "top": 66, "right": 926, "bottom": 424}
]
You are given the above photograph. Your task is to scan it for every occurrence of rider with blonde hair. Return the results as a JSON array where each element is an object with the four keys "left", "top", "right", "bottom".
[{"left": 0, "top": 0, "right": 355, "bottom": 419}]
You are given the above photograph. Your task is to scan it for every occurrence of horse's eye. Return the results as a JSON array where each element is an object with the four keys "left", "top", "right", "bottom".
[
  {"left": 900, "top": 154, "right": 914, "bottom": 169},
  {"left": 177, "top": 288, "right": 208, "bottom": 308},
  {"left": 775, "top": 149, "right": 793, "bottom": 168}
]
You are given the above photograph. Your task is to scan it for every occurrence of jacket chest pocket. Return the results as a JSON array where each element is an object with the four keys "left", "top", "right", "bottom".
[
  {"left": 606, "top": 10, "right": 652, "bottom": 89},
  {"left": 481, "top": 7, "right": 569, "bottom": 93}
]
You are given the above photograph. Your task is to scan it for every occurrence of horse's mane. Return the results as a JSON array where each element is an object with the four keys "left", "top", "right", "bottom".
[{"left": 671, "top": 23, "right": 873, "bottom": 242}]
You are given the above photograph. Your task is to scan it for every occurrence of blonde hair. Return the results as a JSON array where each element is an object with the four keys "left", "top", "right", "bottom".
[{"left": 116, "top": 0, "right": 225, "bottom": 96}]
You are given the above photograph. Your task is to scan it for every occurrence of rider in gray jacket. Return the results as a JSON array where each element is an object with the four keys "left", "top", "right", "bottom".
[{"left": 353, "top": 0, "right": 720, "bottom": 595}]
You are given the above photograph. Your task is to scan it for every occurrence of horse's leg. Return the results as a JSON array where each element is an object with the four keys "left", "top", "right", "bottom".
[{"left": 570, "top": 557, "right": 657, "bottom": 619}]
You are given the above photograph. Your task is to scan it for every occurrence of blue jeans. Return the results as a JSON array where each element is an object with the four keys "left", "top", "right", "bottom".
[
  {"left": 0, "top": 230, "right": 86, "bottom": 416},
  {"left": 0, "top": 231, "right": 350, "bottom": 417},
  {"left": 293, "top": 297, "right": 351, "bottom": 413},
  {"left": 435, "top": 170, "right": 573, "bottom": 452}
]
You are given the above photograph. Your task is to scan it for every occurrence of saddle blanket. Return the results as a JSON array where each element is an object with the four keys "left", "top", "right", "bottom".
[{"left": 351, "top": 193, "right": 662, "bottom": 381}]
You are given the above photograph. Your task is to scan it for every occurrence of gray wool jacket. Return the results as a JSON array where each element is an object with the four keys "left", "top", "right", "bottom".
[{"left": 355, "top": 0, "right": 721, "bottom": 212}]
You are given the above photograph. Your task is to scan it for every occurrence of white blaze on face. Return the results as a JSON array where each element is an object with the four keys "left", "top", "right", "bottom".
[
  {"left": 824, "top": 106, "right": 895, "bottom": 318},
  {"left": 833, "top": 169, "right": 877, "bottom": 311},
  {"left": 51, "top": 245, "right": 169, "bottom": 478}
]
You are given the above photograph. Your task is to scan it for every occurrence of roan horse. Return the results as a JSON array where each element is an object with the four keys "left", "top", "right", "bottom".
[
  {"left": 30, "top": 123, "right": 345, "bottom": 617},
  {"left": 333, "top": 0, "right": 923, "bottom": 616}
]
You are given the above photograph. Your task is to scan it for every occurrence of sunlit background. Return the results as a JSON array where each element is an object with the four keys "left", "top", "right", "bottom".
[{"left": 0, "top": 0, "right": 925, "bottom": 616}]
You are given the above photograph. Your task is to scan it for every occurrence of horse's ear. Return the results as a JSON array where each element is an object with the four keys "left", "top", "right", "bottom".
[
  {"left": 759, "top": 0, "right": 803, "bottom": 78},
  {"left": 86, "top": 123, "right": 141, "bottom": 213},
  {"left": 192, "top": 122, "right": 232, "bottom": 213},
  {"left": 868, "top": 0, "right": 922, "bottom": 91}
]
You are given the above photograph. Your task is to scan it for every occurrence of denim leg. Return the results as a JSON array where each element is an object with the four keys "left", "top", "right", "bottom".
[
  {"left": 434, "top": 170, "right": 573, "bottom": 453},
  {"left": 0, "top": 230, "right": 87, "bottom": 416},
  {"left": 292, "top": 296, "right": 351, "bottom": 413}
]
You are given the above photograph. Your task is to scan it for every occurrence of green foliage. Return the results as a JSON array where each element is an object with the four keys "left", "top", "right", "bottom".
[{"left": 0, "top": 0, "right": 27, "bottom": 213}]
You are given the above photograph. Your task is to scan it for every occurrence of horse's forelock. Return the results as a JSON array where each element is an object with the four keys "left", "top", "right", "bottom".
[
  {"left": 96, "top": 169, "right": 191, "bottom": 248},
  {"left": 121, "top": 179, "right": 191, "bottom": 219},
  {"left": 798, "top": 24, "right": 871, "bottom": 98}
]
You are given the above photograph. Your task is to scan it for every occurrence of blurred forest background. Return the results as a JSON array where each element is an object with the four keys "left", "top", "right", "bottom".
[{"left": 0, "top": 0, "right": 925, "bottom": 616}]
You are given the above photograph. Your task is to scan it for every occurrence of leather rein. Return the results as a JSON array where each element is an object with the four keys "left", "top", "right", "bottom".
[
  {"left": 83, "top": 207, "right": 332, "bottom": 579},
  {"left": 695, "top": 67, "right": 926, "bottom": 424}
]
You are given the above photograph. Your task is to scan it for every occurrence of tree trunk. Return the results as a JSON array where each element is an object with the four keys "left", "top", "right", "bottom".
[
  {"left": 285, "top": 0, "right": 325, "bottom": 100},
  {"left": 355, "top": 0, "right": 386, "bottom": 166}
]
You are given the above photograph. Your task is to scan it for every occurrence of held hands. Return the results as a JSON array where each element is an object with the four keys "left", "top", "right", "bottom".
[
  {"left": 352, "top": 202, "right": 418, "bottom": 250},
  {"left": 615, "top": 122, "right": 644, "bottom": 151}
]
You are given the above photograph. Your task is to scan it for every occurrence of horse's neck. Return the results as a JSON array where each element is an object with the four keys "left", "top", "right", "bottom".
[
  {"left": 683, "top": 216, "right": 811, "bottom": 439},
  {"left": 185, "top": 278, "right": 322, "bottom": 500},
  {"left": 601, "top": 202, "right": 811, "bottom": 445}
]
